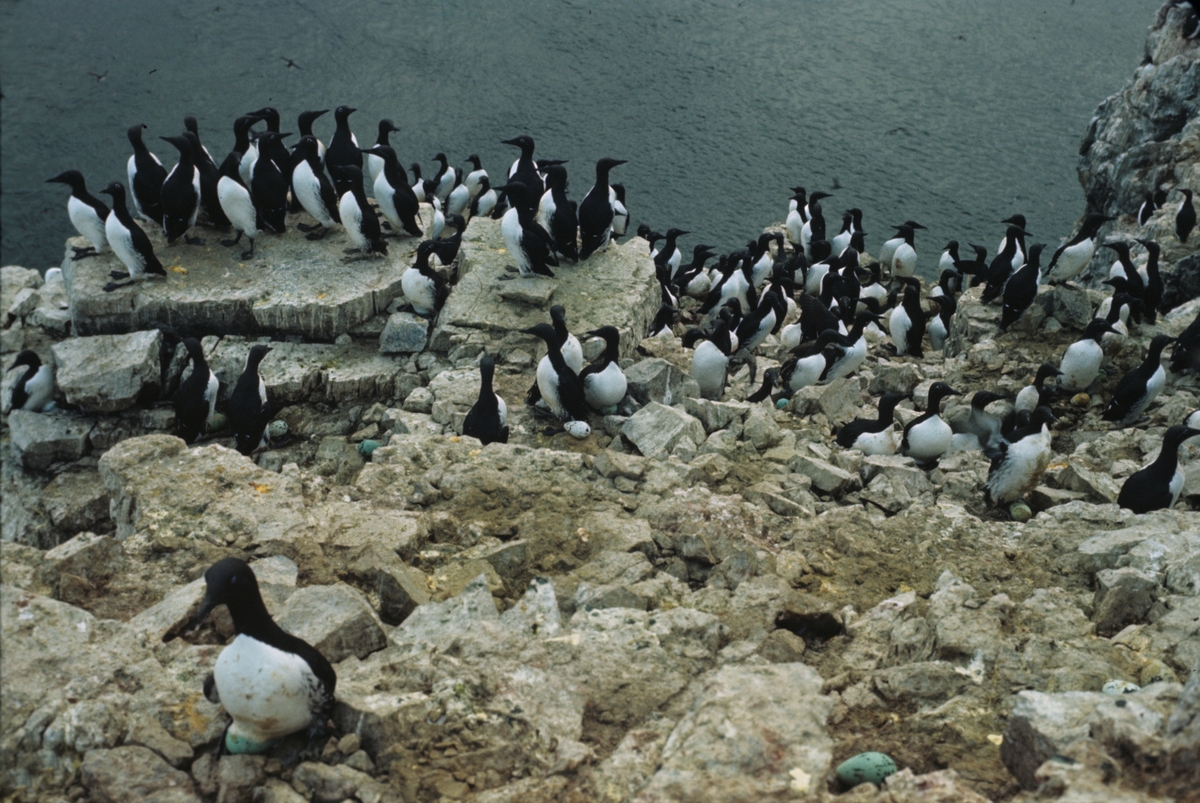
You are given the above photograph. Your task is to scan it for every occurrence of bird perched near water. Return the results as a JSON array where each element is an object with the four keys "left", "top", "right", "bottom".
[
  {"left": 463, "top": 154, "right": 488, "bottom": 199},
  {"left": 366, "top": 119, "right": 399, "bottom": 185},
  {"left": 655, "top": 228, "right": 690, "bottom": 281},
  {"left": 522, "top": 322, "right": 590, "bottom": 438},
  {"left": 296, "top": 109, "right": 329, "bottom": 162},
  {"left": 927, "top": 293, "right": 956, "bottom": 353},
  {"left": 1136, "top": 189, "right": 1166, "bottom": 227},
  {"left": 611, "top": 183, "right": 630, "bottom": 240},
  {"left": 835, "top": 391, "right": 909, "bottom": 455},
  {"left": 503, "top": 135, "right": 543, "bottom": 199},
  {"left": 469, "top": 175, "right": 498, "bottom": 220},
  {"left": 290, "top": 136, "right": 340, "bottom": 239},
  {"left": 496, "top": 181, "right": 557, "bottom": 278},
  {"left": 980, "top": 225, "right": 1028, "bottom": 304},
  {"left": 192, "top": 557, "right": 336, "bottom": 755},
  {"left": 431, "top": 215, "right": 466, "bottom": 267},
  {"left": 174, "top": 338, "right": 217, "bottom": 445},
  {"left": 889, "top": 223, "right": 919, "bottom": 279},
  {"left": 779, "top": 330, "right": 845, "bottom": 396},
  {"left": 227, "top": 344, "right": 272, "bottom": 455},
  {"left": 1058, "top": 319, "right": 1119, "bottom": 392},
  {"left": 99, "top": 182, "right": 166, "bottom": 293},
  {"left": 1102, "top": 335, "right": 1176, "bottom": 425},
  {"left": 889, "top": 277, "right": 927, "bottom": 357},
  {"left": 1101, "top": 241, "right": 1146, "bottom": 308},
  {"left": 938, "top": 241, "right": 960, "bottom": 275},
  {"left": 6, "top": 350, "right": 56, "bottom": 413},
  {"left": 250, "top": 131, "right": 291, "bottom": 234},
  {"left": 1176, "top": 188, "right": 1196, "bottom": 243},
  {"left": 325, "top": 106, "right": 362, "bottom": 175},
  {"left": 401, "top": 241, "right": 448, "bottom": 318},
  {"left": 537, "top": 164, "right": 578, "bottom": 261},
  {"left": 1117, "top": 424, "right": 1200, "bottom": 513},
  {"left": 462, "top": 353, "right": 508, "bottom": 445},
  {"left": 1135, "top": 238, "right": 1165, "bottom": 324},
  {"left": 878, "top": 221, "right": 924, "bottom": 273},
  {"left": 1042, "top": 212, "right": 1112, "bottom": 285},
  {"left": 46, "top": 170, "right": 109, "bottom": 259},
  {"left": 902, "top": 382, "right": 961, "bottom": 466},
  {"left": 985, "top": 406, "right": 1056, "bottom": 508},
  {"left": 247, "top": 107, "right": 293, "bottom": 179},
  {"left": 578, "top": 158, "right": 627, "bottom": 260},
  {"left": 997, "top": 215, "right": 1029, "bottom": 263},
  {"left": 329, "top": 165, "right": 387, "bottom": 258},
  {"left": 831, "top": 209, "right": 863, "bottom": 256},
  {"left": 1000, "top": 243, "right": 1045, "bottom": 331},
  {"left": 216, "top": 151, "right": 259, "bottom": 260},
  {"left": 225, "top": 114, "right": 262, "bottom": 189},
  {"left": 160, "top": 134, "right": 202, "bottom": 245},
  {"left": 580, "top": 326, "right": 627, "bottom": 412},
  {"left": 126, "top": 123, "right": 167, "bottom": 225},
  {"left": 691, "top": 318, "right": 733, "bottom": 400},
  {"left": 363, "top": 144, "right": 422, "bottom": 238}
]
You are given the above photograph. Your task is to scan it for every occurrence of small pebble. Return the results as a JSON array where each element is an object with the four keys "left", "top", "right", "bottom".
[
  {"left": 1072, "top": 393, "right": 1090, "bottom": 407},
  {"left": 1102, "top": 679, "right": 1141, "bottom": 696}
]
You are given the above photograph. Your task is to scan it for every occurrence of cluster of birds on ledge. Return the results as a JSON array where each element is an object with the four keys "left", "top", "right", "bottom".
[{"left": 23, "top": 104, "right": 1200, "bottom": 522}]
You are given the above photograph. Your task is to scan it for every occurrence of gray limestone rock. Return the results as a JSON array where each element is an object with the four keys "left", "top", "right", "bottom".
[
  {"left": 52, "top": 330, "right": 162, "bottom": 412},
  {"left": 274, "top": 583, "right": 387, "bottom": 663},
  {"left": 379, "top": 310, "right": 428, "bottom": 354},
  {"left": 789, "top": 452, "right": 860, "bottom": 495},
  {"left": 40, "top": 471, "right": 110, "bottom": 533},
  {"left": 625, "top": 358, "right": 695, "bottom": 406},
  {"left": 1001, "top": 690, "right": 1109, "bottom": 789},
  {"left": 621, "top": 402, "right": 706, "bottom": 460},
  {"left": 80, "top": 745, "right": 201, "bottom": 803},
  {"left": 1092, "top": 567, "right": 1161, "bottom": 636},
  {"left": 8, "top": 410, "right": 92, "bottom": 470}
]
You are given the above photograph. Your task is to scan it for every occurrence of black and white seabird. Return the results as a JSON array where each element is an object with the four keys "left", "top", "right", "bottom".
[
  {"left": 401, "top": 240, "right": 447, "bottom": 317},
  {"left": 216, "top": 149, "right": 259, "bottom": 259},
  {"left": 928, "top": 292, "right": 956, "bottom": 352},
  {"left": 691, "top": 318, "right": 733, "bottom": 400},
  {"left": 537, "top": 164, "right": 578, "bottom": 261},
  {"left": 1014, "top": 363, "right": 1060, "bottom": 416},
  {"left": 779, "top": 330, "right": 845, "bottom": 396},
  {"left": 503, "top": 135, "right": 544, "bottom": 199},
  {"left": 462, "top": 353, "right": 508, "bottom": 445},
  {"left": 1000, "top": 243, "right": 1045, "bottom": 331},
  {"left": 889, "top": 277, "right": 927, "bottom": 357},
  {"left": 469, "top": 175, "right": 498, "bottom": 220},
  {"left": 734, "top": 289, "right": 780, "bottom": 354},
  {"left": 611, "top": 183, "right": 630, "bottom": 240},
  {"left": 1058, "top": 318, "right": 1119, "bottom": 392},
  {"left": 184, "top": 130, "right": 228, "bottom": 230},
  {"left": 126, "top": 123, "right": 167, "bottom": 224},
  {"left": 193, "top": 557, "right": 336, "bottom": 755},
  {"left": 225, "top": 114, "right": 261, "bottom": 188},
  {"left": 1117, "top": 424, "right": 1200, "bottom": 514},
  {"left": 835, "top": 391, "right": 908, "bottom": 455},
  {"left": 522, "top": 322, "right": 591, "bottom": 438},
  {"left": 953, "top": 390, "right": 1010, "bottom": 456},
  {"left": 823, "top": 310, "right": 882, "bottom": 381},
  {"left": 1102, "top": 334, "right": 1176, "bottom": 425},
  {"left": 1171, "top": 308, "right": 1200, "bottom": 375},
  {"left": 938, "top": 240, "right": 960, "bottom": 275},
  {"left": 902, "top": 382, "right": 961, "bottom": 465},
  {"left": 174, "top": 338, "right": 218, "bottom": 445},
  {"left": 6, "top": 350, "right": 56, "bottom": 412},
  {"left": 656, "top": 228, "right": 690, "bottom": 281},
  {"left": 324, "top": 106, "right": 362, "bottom": 173},
  {"left": 249, "top": 131, "right": 291, "bottom": 234},
  {"left": 1042, "top": 212, "right": 1112, "bottom": 284},
  {"left": 980, "top": 225, "right": 1028, "bottom": 304},
  {"left": 1176, "top": 188, "right": 1196, "bottom": 243},
  {"left": 746, "top": 367, "right": 780, "bottom": 403},
  {"left": 160, "top": 134, "right": 202, "bottom": 245},
  {"left": 46, "top": 170, "right": 109, "bottom": 259},
  {"left": 463, "top": 154, "right": 488, "bottom": 199},
  {"left": 430, "top": 153, "right": 459, "bottom": 203},
  {"left": 1101, "top": 241, "right": 1146, "bottom": 306},
  {"left": 496, "top": 181, "right": 557, "bottom": 278},
  {"left": 430, "top": 214, "right": 466, "bottom": 268},
  {"left": 580, "top": 326, "right": 628, "bottom": 412},
  {"left": 296, "top": 109, "right": 329, "bottom": 162},
  {"left": 362, "top": 144, "right": 422, "bottom": 238},
  {"left": 330, "top": 165, "right": 387, "bottom": 258},
  {"left": 878, "top": 220, "right": 924, "bottom": 275},
  {"left": 290, "top": 136, "right": 341, "bottom": 240},
  {"left": 1135, "top": 238, "right": 1165, "bottom": 324},
  {"left": 228, "top": 344, "right": 272, "bottom": 456},
  {"left": 985, "top": 406, "right": 1056, "bottom": 507},
  {"left": 578, "top": 158, "right": 627, "bottom": 260},
  {"left": 366, "top": 119, "right": 399, "bottom": 185},
  {"left": 99, "top": 182, "right": 166, "bottom": 292},
  {"left": 247, "top": 107, "right": 294, "bottom": 180}
]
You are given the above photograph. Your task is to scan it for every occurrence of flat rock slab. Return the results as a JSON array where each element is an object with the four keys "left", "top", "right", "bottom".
[
  {"left": 53, "top": 330, "right": 162, "bottom": 413},
  {"left": 433, "top": 219, "right": 657, "bottom": 360},
  {"left": 207, "top": 337, "right": 405, "bottom": 404},
  {"left": 61, "top": 227, "right": 419, "bottom": 340},
  {"left": 8, "top": 409, "right": 93, "bottom": 470}
]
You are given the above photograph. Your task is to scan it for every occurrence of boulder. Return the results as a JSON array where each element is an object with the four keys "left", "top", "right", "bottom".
[
  {"left": 80, "top": 745, "right": 201, "bottom": 803},
  {"left": 621, "top": 402, "right": 705, "bottom": 460},
  {"left": 1092, "top": 567, "right": 1161, "bottom": 636},
  {"left": 8, "top": 410, "right": 92, "bottom": 470},
  {"left": 379, "top": 311, "right": 428, "bottom": 354},
  {"left": 1001, "top": 691, "right": 1108, "bottom": 789},
  {"left": 52, "top": 330, "right": 162, "bottom": 412},
  {"left": 625, "top": 357, "right": 696, "bottom": 406},
  {"left": 274, "top": 584, "right": 387, "bottom": 663},
  {"left": 789, "top": 452, "right": 860, "bottom": 495}
]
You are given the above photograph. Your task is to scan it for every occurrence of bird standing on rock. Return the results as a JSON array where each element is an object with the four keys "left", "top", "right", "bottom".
[
  {"left": 217, "top": 151, "right": 259, "bottom": 260},
  {"left": 6, "top": 350, "right": 56, "bottom": 413},
  {"left": 1042, "top": 212, "right": 1112, "bottom": 285},
  {"left": 580, "top": 326, "right": 627, "bottom": 413},
  {"left": 290, "top": 136, "right": 341, "bottom": 240},
  {"left": 331, "top": 164, "right": 387, "bottom": 258},
  {"left": 1102, "top": 335, "right": 1176, "bottom": 425},
  {"left": 363, "top": 144, "right": 423, "bottom": 238},
  {"left": 496, "top": 181, "right": 557, "bottom": 278},
  {"left": 462, "top": 353, "right": 508, "bottom": 445},
  {"left": 191, "top": 557, "right": 337, "bottom": 755},
  {"left": 159, "top": 134, "right": 202, "bottom": 245},
  {"left": 902, "top": 382, "right": 961, "bottom": 466},
  {"left": 985, "top": 406, "right": 1057, "bottom": 511},
  {"left": 522, "top": 322, "right": 591, "bottom": 438},
  {"left": 1176, "top": 188, "right": 1195, "bottom": 243},
  {"left": 250, "top": 131, "right": 291, "bottom": 235},
  {"left": 324, "top": 106, "right": 362, "bottom": 174},
  {"left": 174, "top": 338, "right": 218, "bottom": 445},
  {"left": 46, "top": 170, "right": 109, "bottom": 259},
  {"left": 1000, "top": 243, "right": 1045, "bottom": 331},
  {"left": 1057, "top": 319, "right": 1119, "bottom": 393},
  {"left": 228, "top": 344, "right": 273, "bottom": 456},
  {"left": 126, "top": 123, "right": 167, "bottom": 225},
  {"left": 835, "top": 391, "right": 908, "bottom": 455},
  {"left": 578, "top": 158, "right": 627, "bottom": 260},
  {"left": 1118, "top": 424, "right": 1200, "bottom": 514},
  {"left": 99, "top": 182, "right": 166, "bottom": 293}
]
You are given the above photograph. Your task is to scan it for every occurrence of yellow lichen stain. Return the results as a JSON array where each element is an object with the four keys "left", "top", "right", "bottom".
[
  {"left": 449, "top": 436, "right": 461, "bottom": 443},
  {"left": 469, "top": 449, "right": 482, "bottom": 457},
  {"left": 497, "top": 248, "right": 507, "bottom": 255},
  {"left": 170, "top": 266, "right": 187, "bottom": 274},
  {"left": 251, "top": 482, "right": 272, "bottom": 494},
  {"left": 317, "top": 292, "right": 327, "bottom": 300},
  {"left": 987, "top": 734, "right": 1004, "bottom": 745},
  {"left": 165, "top": 694, "right": 212, "bottom": 740}
]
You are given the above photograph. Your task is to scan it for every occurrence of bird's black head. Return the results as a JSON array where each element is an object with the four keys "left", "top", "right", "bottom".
[
  {"left": 361, "top": 144, "right": 395, "bottom": 162},
  {"left": 809, "top": 191, "right": 832, "bottom": 202},
  {"left": 495, "top": 180, "right": 531, "bottom": 206},
  {"left": 542, "top": 164, "right": 568, "bottom": 189},
  {"left": 1134, "top": 237, "right": 1160, "bottom": 254},
  {"left": 1030, "top": 406, "right": 1058, "bottom": 428},
  {"left": 1084, "top": 317, "right": 1119, "bottom": 340},
  {"left": 98, "top": 182, "right": 125, "bottom": 201},
  {"left": 944, "top": 240, "right": 958, "bottom": 251},
  {"left": 127, "top": 123, "right": 148, "bottom": 145},
  {"left": 502, "top": 135, "right": 535, "bottom": 153},
  {"left": 521, "top": 322, "right": 558, "bottom": 344},
  {"left": 192, "top": 557, "right": 262, "bottom": 628},
  {"left": 160, "top": 134, "right": 189, "bottom": 155},
  {"left": 466, "top": 154, "right": 482, "bottom": 170},
  {"left": 927, "top": 382, "right": 962, "bottom": 407},
  {"left": 902, "top": 219, "right": 926, "bottom": 230},
  {"left": 433, "top": 152, "right": 448, "bottom": 165},
  {"left": 378, "top": 118, "right": 398, "bottom": 135},
  {"left": 46, "top": 170, "right": 86, "bottom": 189},
  {"left": 596, "top": 157, "right": 627, "bottom": 175},
  {"left": 665, "top": 228, "right": 689, "bottom": 240},
  {"left": 1001, "top": 214, "right": 1026, "bottom": 228},
  {"left": 334, "top": 106, "right": 356, "bottom": 120},
  {"left": 298, "top": 109, "right": 329, "bottom": 129},
  {"left": 183, "top": 115, "right": 200, "bottom": 135},
  {"left": 1178, "top": 188, "right": 1193, "bottom": 201},
  {"left": 971, "top": 390, "right": 1010, "bottom": 409},
  {"left": 248, "top": 106, "right": 280, "bottom": 126},
  {"left": 7, "top": 349, "right": 41, "bottom": 373},
  {"left": 1034, "top": 363, "right": 1062, "bottom": 384},
  {"left": 584, "top": 325, "right": 620, "bottom": 346},
  {"left": 246, "top": 344, "right": 273, "bottom": 367}
]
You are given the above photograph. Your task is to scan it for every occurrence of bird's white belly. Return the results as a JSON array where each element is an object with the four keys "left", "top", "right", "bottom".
[
  {"left": 584, "top": 362, "right": 627, "bottom": 409},
  {"left": 853, "top": 428, "right": 897, "bottom": 456},
  {"left": 214, "top": 635, "right": 319, "bottom": 744},
  {"left": 906, "top": 416, "right": 952, "bottom": 461}
]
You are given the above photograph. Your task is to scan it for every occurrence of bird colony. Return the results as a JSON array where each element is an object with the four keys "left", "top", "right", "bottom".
[{"left": 5, "top": 43, "right": 1200, "bottom": 803}]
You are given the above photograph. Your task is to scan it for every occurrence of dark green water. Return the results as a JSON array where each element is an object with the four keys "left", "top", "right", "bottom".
[{"left": 1, "top": 0, "right": 1159, "bottom": 274}]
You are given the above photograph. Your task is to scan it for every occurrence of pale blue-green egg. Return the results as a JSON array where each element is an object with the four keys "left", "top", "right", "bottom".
[
  {"left": 267, "top": 420, "right": 289, "bottom": 439},
  {"left": 224, "top": 730, "right": 275, "bottom": 754},
  {"left": 357, "top": 439, "right": 382, "bottom": 456},
  {"left": 835, "top": 752, "right": 898, "bottom": 788},
  {"left": 775, "top": 398, "right": 789, "bottom": 410}
]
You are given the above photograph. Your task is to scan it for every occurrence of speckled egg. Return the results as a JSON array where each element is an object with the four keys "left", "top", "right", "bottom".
[
  {"left": 1102, "top": 679, "right": 1141, "bottom": 696},
  {"left": 564, "top": 420, "right": 591, "bottom": 439},
  {"left": 267, "top": 420, "right": 288, "bottom": 440},
  {"left": 775, "top": 398, "right": 789, "bottom": 410},
  {"left": 835, "top": 752, "right": 898, "bottom": 788}
]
